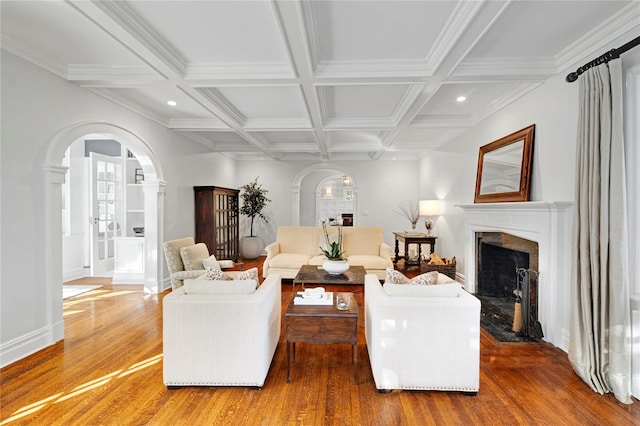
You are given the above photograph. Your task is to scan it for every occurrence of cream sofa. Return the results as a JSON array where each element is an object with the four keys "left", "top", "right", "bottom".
[
  {"left": 365, "top": 273, "right": 481, "bottom": 393},
  {"left": 262, "top": 226, "right": 393, "bottom": 279},
  {"left": 163, "top": 274, "right": 281, "bottom": 388}
]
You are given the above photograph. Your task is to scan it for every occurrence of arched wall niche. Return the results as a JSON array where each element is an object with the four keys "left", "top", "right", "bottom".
[{"left": 43, "top": 121, "right": 167, "bottom": 343}]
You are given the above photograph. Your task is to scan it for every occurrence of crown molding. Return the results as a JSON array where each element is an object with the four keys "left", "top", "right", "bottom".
[
  {"left": 175, "top": 131, "right": 218, "bottom": 150},
  {"left": 185, "top": 62, "right": 295, "bottom": 80},
  {"left": 315, "top": 59, "right": 430, "bottom": 79},
  {"left": 196, "top": 88, "right": 247, "bottom": 126},
  {"left": 1, "top": 36, "right": 67, "bottom": 79},
  {"left": 453, "top": 57, "right": 556, "bottom": 77},
  {"left": 86, "top": 88, "right": 168, "bottom": 127},
  {"left": 389, "top": 85, "right": 426, "bottom": 125},
  {"left": 323, "top": 117, "right": 396, "bottom": 130},
  {"left": 268, "top": 0, "right": 300, "bottom": 80},
  {"left": 299, "top": 0, "right": 322, "bottom": 73},
  {"left": 472, "top": 82, "right": 540, "bottom": 123},
  {"left": 90, "top": 0, "right": 187, "bottom": 76},
  {"left": 555, "top": 3, "right": 640, "bottom": 73},
  {"left": 409, "top": 115, "right": 473, "bottom": 128},
  {"left": 167, "top": 118, "right": 229, "bottom": 130},
  {"left": 264, "top": 142, "right": 319, "bottom": 152},
  {"left": 425, "top": 0, "right": 486, "bottom": 74},
  {"left": 67, "top": 64, "right": 163, "bottom": 82},
  {"left": 243, "top": 118, "right": 312, "bottom": 130}
]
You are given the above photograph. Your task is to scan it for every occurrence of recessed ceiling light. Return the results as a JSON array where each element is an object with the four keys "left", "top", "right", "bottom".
[
  {"left": 456, "top": 96, "right": 466, "bottom": 102},
  {"left": 167, "top": 100, "right": 177, "bottom": 106}
]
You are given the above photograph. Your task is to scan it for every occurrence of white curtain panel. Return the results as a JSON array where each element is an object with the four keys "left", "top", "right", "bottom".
[{"left": 569, "top": 61, "right": 632, "bottom": 404}]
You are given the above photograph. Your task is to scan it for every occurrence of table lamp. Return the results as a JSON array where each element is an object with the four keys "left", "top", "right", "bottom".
[{"left": 419, "top": 199, "right": 440, "bottom": 236}]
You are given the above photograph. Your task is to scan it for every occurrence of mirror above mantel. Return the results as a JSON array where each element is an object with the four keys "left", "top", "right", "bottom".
[{"left": 474, "top": 125, "right": 535, "bottom": 203}]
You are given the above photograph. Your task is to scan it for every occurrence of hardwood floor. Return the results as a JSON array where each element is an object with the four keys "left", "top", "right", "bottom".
[{"left": 1, "top": 260, "right": 638, "bottom": 425}]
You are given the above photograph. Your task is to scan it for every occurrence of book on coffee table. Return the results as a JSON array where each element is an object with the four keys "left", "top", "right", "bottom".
[{"left": 293, "top": 292, "right": 333, "bottom": 305}]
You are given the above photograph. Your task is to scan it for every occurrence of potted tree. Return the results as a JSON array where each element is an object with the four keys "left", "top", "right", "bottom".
[{"left": 239, "top": 177, "right": 271, "bottom": 259}]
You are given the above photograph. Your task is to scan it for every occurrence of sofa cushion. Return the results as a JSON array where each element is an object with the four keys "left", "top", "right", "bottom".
[
  {"left": 180, "top": 243, "right": 209, "bottom": 271},
  {"left": 308, "top": 255, "right": 327, "bottom": 266},
  {"left": 276, "top": 227, "right": 320, "bottom": 256},
  {"left": 183, "top": 278, "right": 257, "bottom": 295},
  {"left": 347, "top": 254, "right": 390, "bottom": 270},
  {"left": 202, "top": 254, "right": 221, "bottom": 270},
  {"left": 269, "top": 253, "right": 312, "bottom": 269},
  {"left": 343, "top": 227, "right": 383, "bottom": 256},
  {"left": 383, "top": 282, "right": 461, "bottom": 297}
]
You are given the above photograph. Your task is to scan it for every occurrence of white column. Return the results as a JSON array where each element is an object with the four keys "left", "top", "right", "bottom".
[
  {"left": 292, "top": 185, "right": 300, "bottom": 226},
  {"left": 43, "top": 164, "right": 68, "bottom": 343},
  {"left": 142, "top": 180, "right": 166, "bottom": 294}
]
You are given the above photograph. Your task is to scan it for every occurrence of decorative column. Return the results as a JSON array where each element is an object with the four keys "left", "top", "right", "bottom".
[
  {"left": 142, "top": 180, "right": 166, "bottom": 294},
  {"left": 43, "top": 164, "right": 68, "bottom": 343}
]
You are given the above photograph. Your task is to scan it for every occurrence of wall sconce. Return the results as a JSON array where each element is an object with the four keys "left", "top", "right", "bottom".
[
  {"left": 419, "top": 199, "right": 440, "bottom": 236},
  {"left": 342, "top": 175, "right": 352, "bottom": 186},
  {"left": 323, "top": 186, "right": 333, "bottom": 198}
]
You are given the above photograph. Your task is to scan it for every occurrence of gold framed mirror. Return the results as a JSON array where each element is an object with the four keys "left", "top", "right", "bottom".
[{"left": 474, "top": 124, "right": 535, "bottom": 203}]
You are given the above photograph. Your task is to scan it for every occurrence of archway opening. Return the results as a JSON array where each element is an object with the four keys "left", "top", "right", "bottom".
[
  {"left": 292, "top": 164, "right": 357, "bottom": 226},
  {"left": 44, "top": 122, "right": 166, "bottom": 344}
]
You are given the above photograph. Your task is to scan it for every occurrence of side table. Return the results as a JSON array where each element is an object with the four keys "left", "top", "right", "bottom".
[{"left": 392, "top": 232, "right": 437, "bottom": 271}]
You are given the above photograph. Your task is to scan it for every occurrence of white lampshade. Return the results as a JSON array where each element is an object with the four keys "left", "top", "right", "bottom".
[{"left": 419, "top": 199, "right": 440, "bottom": 216}]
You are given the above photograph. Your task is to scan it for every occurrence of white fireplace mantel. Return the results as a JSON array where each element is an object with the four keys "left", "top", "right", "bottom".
[{"left": 457, "top": 201, "right": 574, "bottom": 351}]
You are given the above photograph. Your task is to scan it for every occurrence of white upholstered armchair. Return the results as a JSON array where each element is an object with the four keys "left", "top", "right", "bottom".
[
  {"left": 365, "top": 274, "right": 481, "bottom": 394},
  {"left": 162, "top": 274, "right": 282, "bottom": 388}
]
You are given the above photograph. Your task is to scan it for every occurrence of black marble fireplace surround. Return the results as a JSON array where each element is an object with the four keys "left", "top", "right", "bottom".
[{"left": 476, "top": 232, "right": 541, "bottom": 341}]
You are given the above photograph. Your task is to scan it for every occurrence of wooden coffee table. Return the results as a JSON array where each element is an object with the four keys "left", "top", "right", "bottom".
[
  {"left": 285, "top": 294, "right": 359, "bottom": 384},
  {"left": 292, "top": 265, "right": 366, "bottom": 293}
]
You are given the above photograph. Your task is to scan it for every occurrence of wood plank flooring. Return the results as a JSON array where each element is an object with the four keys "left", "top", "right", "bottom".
[{"left": 1, "top": 259, "right": 639, "bottom": 425}]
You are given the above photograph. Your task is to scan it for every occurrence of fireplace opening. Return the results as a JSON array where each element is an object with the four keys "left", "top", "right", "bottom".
[
  {"left": 476, "top": 232, "right": 541, "bottom": 341},
  {"left": 479, "top": 243, "right": 529, "bottom": 298}
]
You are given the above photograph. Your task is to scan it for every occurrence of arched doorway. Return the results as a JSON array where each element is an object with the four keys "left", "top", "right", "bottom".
[
  {"left": 292, "top": 163, "right": 357, "bottom": 226},
  {"left": 43, "top": 122, "right": 165, "bottom": 343}
]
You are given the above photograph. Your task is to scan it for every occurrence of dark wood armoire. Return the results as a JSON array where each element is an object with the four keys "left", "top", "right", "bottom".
[{"left": 194, "top": 186, "right": 240, "bottom": 261}]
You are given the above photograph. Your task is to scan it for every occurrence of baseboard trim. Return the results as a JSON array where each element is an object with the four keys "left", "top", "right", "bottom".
[
  {"left": 112, "top": 272, "right": 144, "bottom": 284},
  {"left": 0, "top": 321, "right": 64, "bottom": 368},
  {"left": 63, "top": 268, "right": 87, "bottom": 283}
]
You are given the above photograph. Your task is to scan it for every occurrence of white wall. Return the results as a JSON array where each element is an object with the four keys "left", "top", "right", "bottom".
[
  {"left": 236, "top": 160, "right": 419, "bottom": 249},
  {"left": 0, "top": 51, "right": 236, "bottom": 365},
  {"left": 418, "top": 32, "right": 638, "bottom": 351},
  {"left": 419, "top": 72, "right": 579, "bottom": 274}
]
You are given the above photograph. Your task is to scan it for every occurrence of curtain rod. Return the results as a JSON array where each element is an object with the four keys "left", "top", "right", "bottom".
[{"left": 565, "top": 35, "right": 640, "bottom": 83}]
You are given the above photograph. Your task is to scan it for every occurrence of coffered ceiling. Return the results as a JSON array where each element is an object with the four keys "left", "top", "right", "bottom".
[{"left": 1, "top": 1, "right": 637, "bottom": 161}]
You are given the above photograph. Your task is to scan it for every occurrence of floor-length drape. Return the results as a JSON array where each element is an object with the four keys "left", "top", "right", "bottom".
[{"left": 569, "top": 61, "right": 632, "bottom": 404}]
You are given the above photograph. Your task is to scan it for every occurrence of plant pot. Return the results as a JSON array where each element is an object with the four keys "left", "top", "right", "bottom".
[
  {"left": 322, "top": 260, "right": 349, "bottom": 275},
  {"left": 240, "top": 236, "right": 264, "bottom": 260}
]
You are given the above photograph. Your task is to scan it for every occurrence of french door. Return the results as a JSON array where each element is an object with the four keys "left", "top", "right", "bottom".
[{"left": 89, "top": 152, "right": 122, "bottom": 276}]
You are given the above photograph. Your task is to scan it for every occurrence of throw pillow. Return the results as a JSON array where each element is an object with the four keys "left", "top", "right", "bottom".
[
  {"left": 235, "top": 267, "right": 259, "bottom": 281},
  {"left": 205, "top": 267, "right": 231, "bottom": 280},
  {"left": 179, "top": 243, "right": 209, "bottom": 271},
  {"left": 205, "top": 266, "right": 259, "bottom": 282},
  {"left": 383, "top": 282, "right": 460, "bottom": 297},
  {"left": 202, "top": 254, "right": 221, "bottom": 270},
  {"left": 183, "top": 279, "right": 257, "bottom": 295},
  {"left": 385, "top": 268, "right": 440, "bottom": 285}
]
